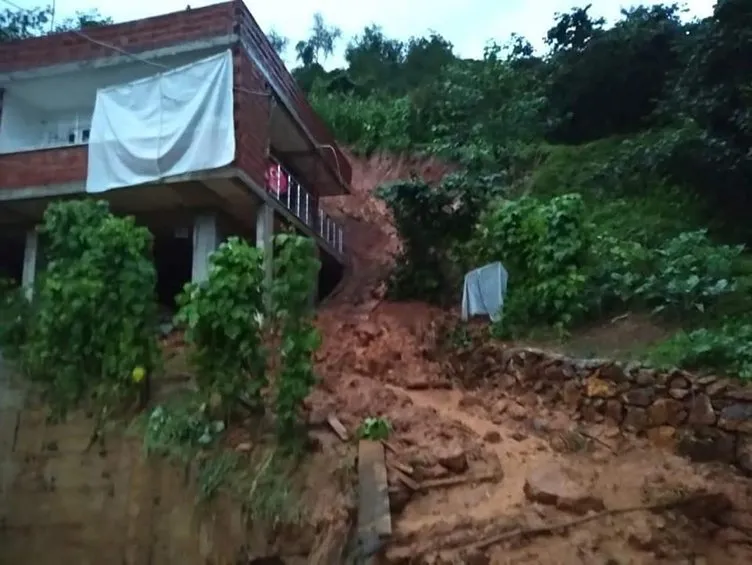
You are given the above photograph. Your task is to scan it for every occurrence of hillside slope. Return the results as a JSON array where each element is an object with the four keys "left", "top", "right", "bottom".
[{"left": 307, "top": 153, "right": 752, "bottom": 565}]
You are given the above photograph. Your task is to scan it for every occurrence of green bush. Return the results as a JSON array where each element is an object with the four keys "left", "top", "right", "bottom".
[
  {"left": 176, "top": 237, "right": 268, "bottom": 416},
  {"left": 22, "top": 200, "right": 159, "bottom": 419},
  {"left": 648, "top": 324, "right": 752, "bottom": 380},
  {"left": 468, "top": 193, "right": 591, "bottom": 334}
]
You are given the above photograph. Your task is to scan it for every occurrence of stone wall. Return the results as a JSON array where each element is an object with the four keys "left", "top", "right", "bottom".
[{"left": 452, "top": 344, "right": 752, "bottom": 475}]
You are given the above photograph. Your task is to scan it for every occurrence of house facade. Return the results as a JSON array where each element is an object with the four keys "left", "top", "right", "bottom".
[{"left": 0, "top": 1, "right": 351, "bottom": 303}]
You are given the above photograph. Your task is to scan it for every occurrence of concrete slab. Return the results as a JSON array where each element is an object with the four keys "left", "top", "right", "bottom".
[{"left": 357, "top": 439, "right": 391, "bottom": 562}]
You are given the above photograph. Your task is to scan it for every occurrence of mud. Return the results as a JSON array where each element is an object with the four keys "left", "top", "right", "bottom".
[{"left": 306, "top": 153, "right": 752, "bottom": 564}]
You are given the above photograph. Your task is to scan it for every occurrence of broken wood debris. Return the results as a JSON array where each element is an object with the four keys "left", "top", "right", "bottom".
[{"left": 327, "top": 413, "right": 349, "bottom": 442}]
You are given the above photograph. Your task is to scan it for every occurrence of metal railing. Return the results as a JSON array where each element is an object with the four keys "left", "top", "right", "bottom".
[{"left": 266, "top": 158, "right": 344, "bottom": 254}]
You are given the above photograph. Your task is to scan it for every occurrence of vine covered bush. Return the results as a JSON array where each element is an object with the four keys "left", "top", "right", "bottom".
[
  {"left": 176, "top": 237, "right": 267, "bottom": 416},
  {"left": 270, "top": 233, "right": 321, "bottom": 440},
  {"left": 469, "top": 193, "right": 591, "bottom": 334},
  {"left": 176, "top": 233, "right": 320, "bottom": 445},
  {"left": 23, "top": 200, "right": 159, "bottom": 419}
]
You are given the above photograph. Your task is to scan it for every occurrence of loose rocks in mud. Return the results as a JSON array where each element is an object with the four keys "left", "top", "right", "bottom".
[{"left": 523, "top": 461, "right": 605, "bottom": 515}]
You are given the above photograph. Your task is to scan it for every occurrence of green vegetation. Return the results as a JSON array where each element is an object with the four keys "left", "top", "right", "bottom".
[
  {"left": 357, "top": 416, "right": 392, "bottom": 441},
  {"left": 278, "top": 1, "right": 752, "bottom": 378},
  {"left": 0, "top": 198, "right": 320, "bottom": 521}
]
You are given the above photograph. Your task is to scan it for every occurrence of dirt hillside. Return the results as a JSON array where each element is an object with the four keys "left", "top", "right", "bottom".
[{"left": 308, "top": 152, "right": 752, "bottom": 564}]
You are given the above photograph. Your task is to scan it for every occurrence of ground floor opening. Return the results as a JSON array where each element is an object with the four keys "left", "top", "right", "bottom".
[{"left": 0, "top": 231, "right": 25, "bottom": 285}]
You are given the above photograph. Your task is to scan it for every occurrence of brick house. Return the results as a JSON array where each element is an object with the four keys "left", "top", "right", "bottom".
[{"left": 0, "top": 1, "right": 351, "bottom": 304}]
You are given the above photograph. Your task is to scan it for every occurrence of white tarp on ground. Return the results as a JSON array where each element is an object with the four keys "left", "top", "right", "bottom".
[
  {"left": 86, "top": 50, "right": 235, "bottom": 193},
  {"left": 461, "top": 261, "right": 509, "bottom": 322}
]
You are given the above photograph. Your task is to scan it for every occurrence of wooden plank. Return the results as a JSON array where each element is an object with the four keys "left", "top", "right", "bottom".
[
  {"left": 390, "top": 467, "right": 419, "bottom": 492},
  {"left": 388, "top": 459, "right": 414, "bottom": 476},
  {"left": 327, "top": 414, "right": 349, "bottom": 442},
  {"left": 357, "top": 439, "right": 392, "bottom": 561}
]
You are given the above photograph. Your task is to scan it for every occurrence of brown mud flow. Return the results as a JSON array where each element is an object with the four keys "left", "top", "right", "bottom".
[{"left": 1, "top": 153, "right": 752, "bottom": 564}]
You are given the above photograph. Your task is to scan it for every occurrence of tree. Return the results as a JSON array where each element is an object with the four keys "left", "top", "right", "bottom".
[
  {"left": 544, "top": 3, "right": 687, "bottom": 143},
  {"left": 294, "top": 12, "right": 342, "bottom": 66},
  {"left": 267, "top": 29, "right": 289, "bottom": 56},
  {"left": 0, "top": 5, "right": 111, "bottom": 42},
  {"left": 345, "top": 25, "right": 404, "bottom": 90}
]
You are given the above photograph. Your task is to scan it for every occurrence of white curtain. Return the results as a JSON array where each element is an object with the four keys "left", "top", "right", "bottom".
[{"left": 86, "top": 49, "right": 235, "bottom": 193}]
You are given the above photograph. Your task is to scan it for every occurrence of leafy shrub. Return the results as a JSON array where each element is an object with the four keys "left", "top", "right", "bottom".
[
  {"left": 309, "top": 92, "right": 412, "bottom": 155},
  {"left": 648, "top": 323, "right": 752, "bottom": 380},
  {"left": 635, "top": 230, "right": 741, "bottom": 317},
  {"left": 176, "top": 233, "right": 320, "bottom": 445},
  {"left": 23, "top": 200, "right": 159, "bottom": 419},
  {"left": 270, "top": 233, "right": 321, "bottom": 441},
  {"left": 468, "top": 193, "right": 591, "bottom": 333},
  {"left": 377, "top": 172, "right": 506, "bottom": 302},
  {"left": 176, "top": 237, "right": 267, "bottom": 416}
]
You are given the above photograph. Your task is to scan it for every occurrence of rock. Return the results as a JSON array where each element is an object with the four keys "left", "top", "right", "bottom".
[
  {"left": 687, "top": 393, "right": 716, "bottom": 426},
  {"left": 635, "top": 370, "right": 656, "bottom": 386},
  {"left": 355, "top": 322, "right": 381, "bottom": 346},
  {"left": 600, "top": 363, "right": 627, "bottom": 383},
  {"left": 585, "top": 376, "right": 617, "bottom": 398},
  {"left": 605, "top": 399, "right": 624, "bottom": 423},
  {"left": 512, "top": 431, "right": 527, "bottom": 442},
  {"left": 669, "top": 388, "right": 690, "bottom": 400},
  {"left": 736, "top": 436, "right": 752, "bottom": 476},
  {"left": 508, "top": 403, "right": 527, "bottom": 421},
  {"left": 718, "top": 403, "right": 752, "bottom": 433},
  {"left": 437, "top": 449, "right": 468, "bottom": 474},
  {"left": 461, "top": 549, "right": 491, "bottom": 565},
  {"left": 562, "top": 380, "right": 582, "bottom": 408},
  {"left": 647, "top": 426, "right": 677, "bottom": 447},
  {"left": 523, "top": 462, "right": 605, "bottom": 515},
  {"left": 669, "top": 375, "right": 690, "bottom": 389},
  {"left": 622, "top": 407, "right": 649, "bottom": 432},
  {"left": 531, "top": 418, "right": 550, "bottom": 433},
  {"left": 648, "top": 398, "right": 686, "bottom": 427},
  {"left": 678, "top": 430, "right": 736, "bottom": 463},
  {"left": 235, "top": 442, "right": 253, "bottom": 452},
  {"left": 483, "top": 430, "right": 502, "bottom": 444},
  {"left": 622, "top": 388, "right": 655, "bottom": 407},
  {"left": 725, "top": 388, "right": 752, "bottom": 402},
  {"left": 706, "top": 379, "right": 731, "bottom": 396},
  {"left": 697, "top": 375, "right": 718, "bottom": 386}
]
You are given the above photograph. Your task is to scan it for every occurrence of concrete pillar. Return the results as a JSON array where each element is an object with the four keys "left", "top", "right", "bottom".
[
  {"left": 21, "top": 229, "right": 39, "bottom": 301},
  {"left": 191, "top": 214, "right": 219, "bottom": 283},
  {"left": 256, "top": 202, "right": 274, "bottom": 296}
]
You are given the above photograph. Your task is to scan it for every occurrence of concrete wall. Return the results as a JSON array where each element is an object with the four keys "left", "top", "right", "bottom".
[
  {"left": 0, "top": 360, "right": 250, "bottom": 565},
  {"left": 0, "top": 357, "right": 352, "bottom": 564}
]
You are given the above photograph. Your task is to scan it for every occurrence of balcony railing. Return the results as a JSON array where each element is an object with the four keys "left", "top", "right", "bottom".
[{"left": 266, "top": 158, "right": 344, "bottom": 254}]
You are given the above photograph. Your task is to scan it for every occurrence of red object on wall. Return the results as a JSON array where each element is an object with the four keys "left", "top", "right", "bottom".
[{"left": 265, "top": 163, "right": 288, "bottom": 195}]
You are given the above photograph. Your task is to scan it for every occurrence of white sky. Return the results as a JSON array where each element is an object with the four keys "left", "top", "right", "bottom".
[{"left": 10, "top": 0, "right": 717, "bottom": 68}]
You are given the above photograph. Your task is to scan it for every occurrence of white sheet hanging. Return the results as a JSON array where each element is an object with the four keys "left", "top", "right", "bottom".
[
  {"left": 461, "top": 262, "right": 509, "bottom": 322},
  {"left": 86, "top": 49, "right": 235, "bottom": 193}
]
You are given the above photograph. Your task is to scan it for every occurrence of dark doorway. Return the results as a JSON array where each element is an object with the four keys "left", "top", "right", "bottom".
[
  {"left": 0, "top": 232, "right": 25, "bottom": 284},
  {"left": 152, "top": 230, "right": 193, "bottom": 309}
]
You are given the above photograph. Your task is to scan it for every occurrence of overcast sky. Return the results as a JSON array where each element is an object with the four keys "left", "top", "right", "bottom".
[{"left": 12, "top": 0, "right": 717, "bottom": 68}]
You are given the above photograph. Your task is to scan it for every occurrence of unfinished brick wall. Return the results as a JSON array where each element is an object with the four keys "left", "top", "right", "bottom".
[
  {"left": 0, "top": 147, "right": 87, "bottom": 189},
  {"left": 233, "top": 48, "right": 273, "bottom": 190},
  {"left": 0, "top": 3, "right": 236, "bottom": 72},
  {"left": 233, "top": 0, "right": 352, "bottom": 189},
  {"left": 0, "top": 1, "right": 351, "bottom": 196}
]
